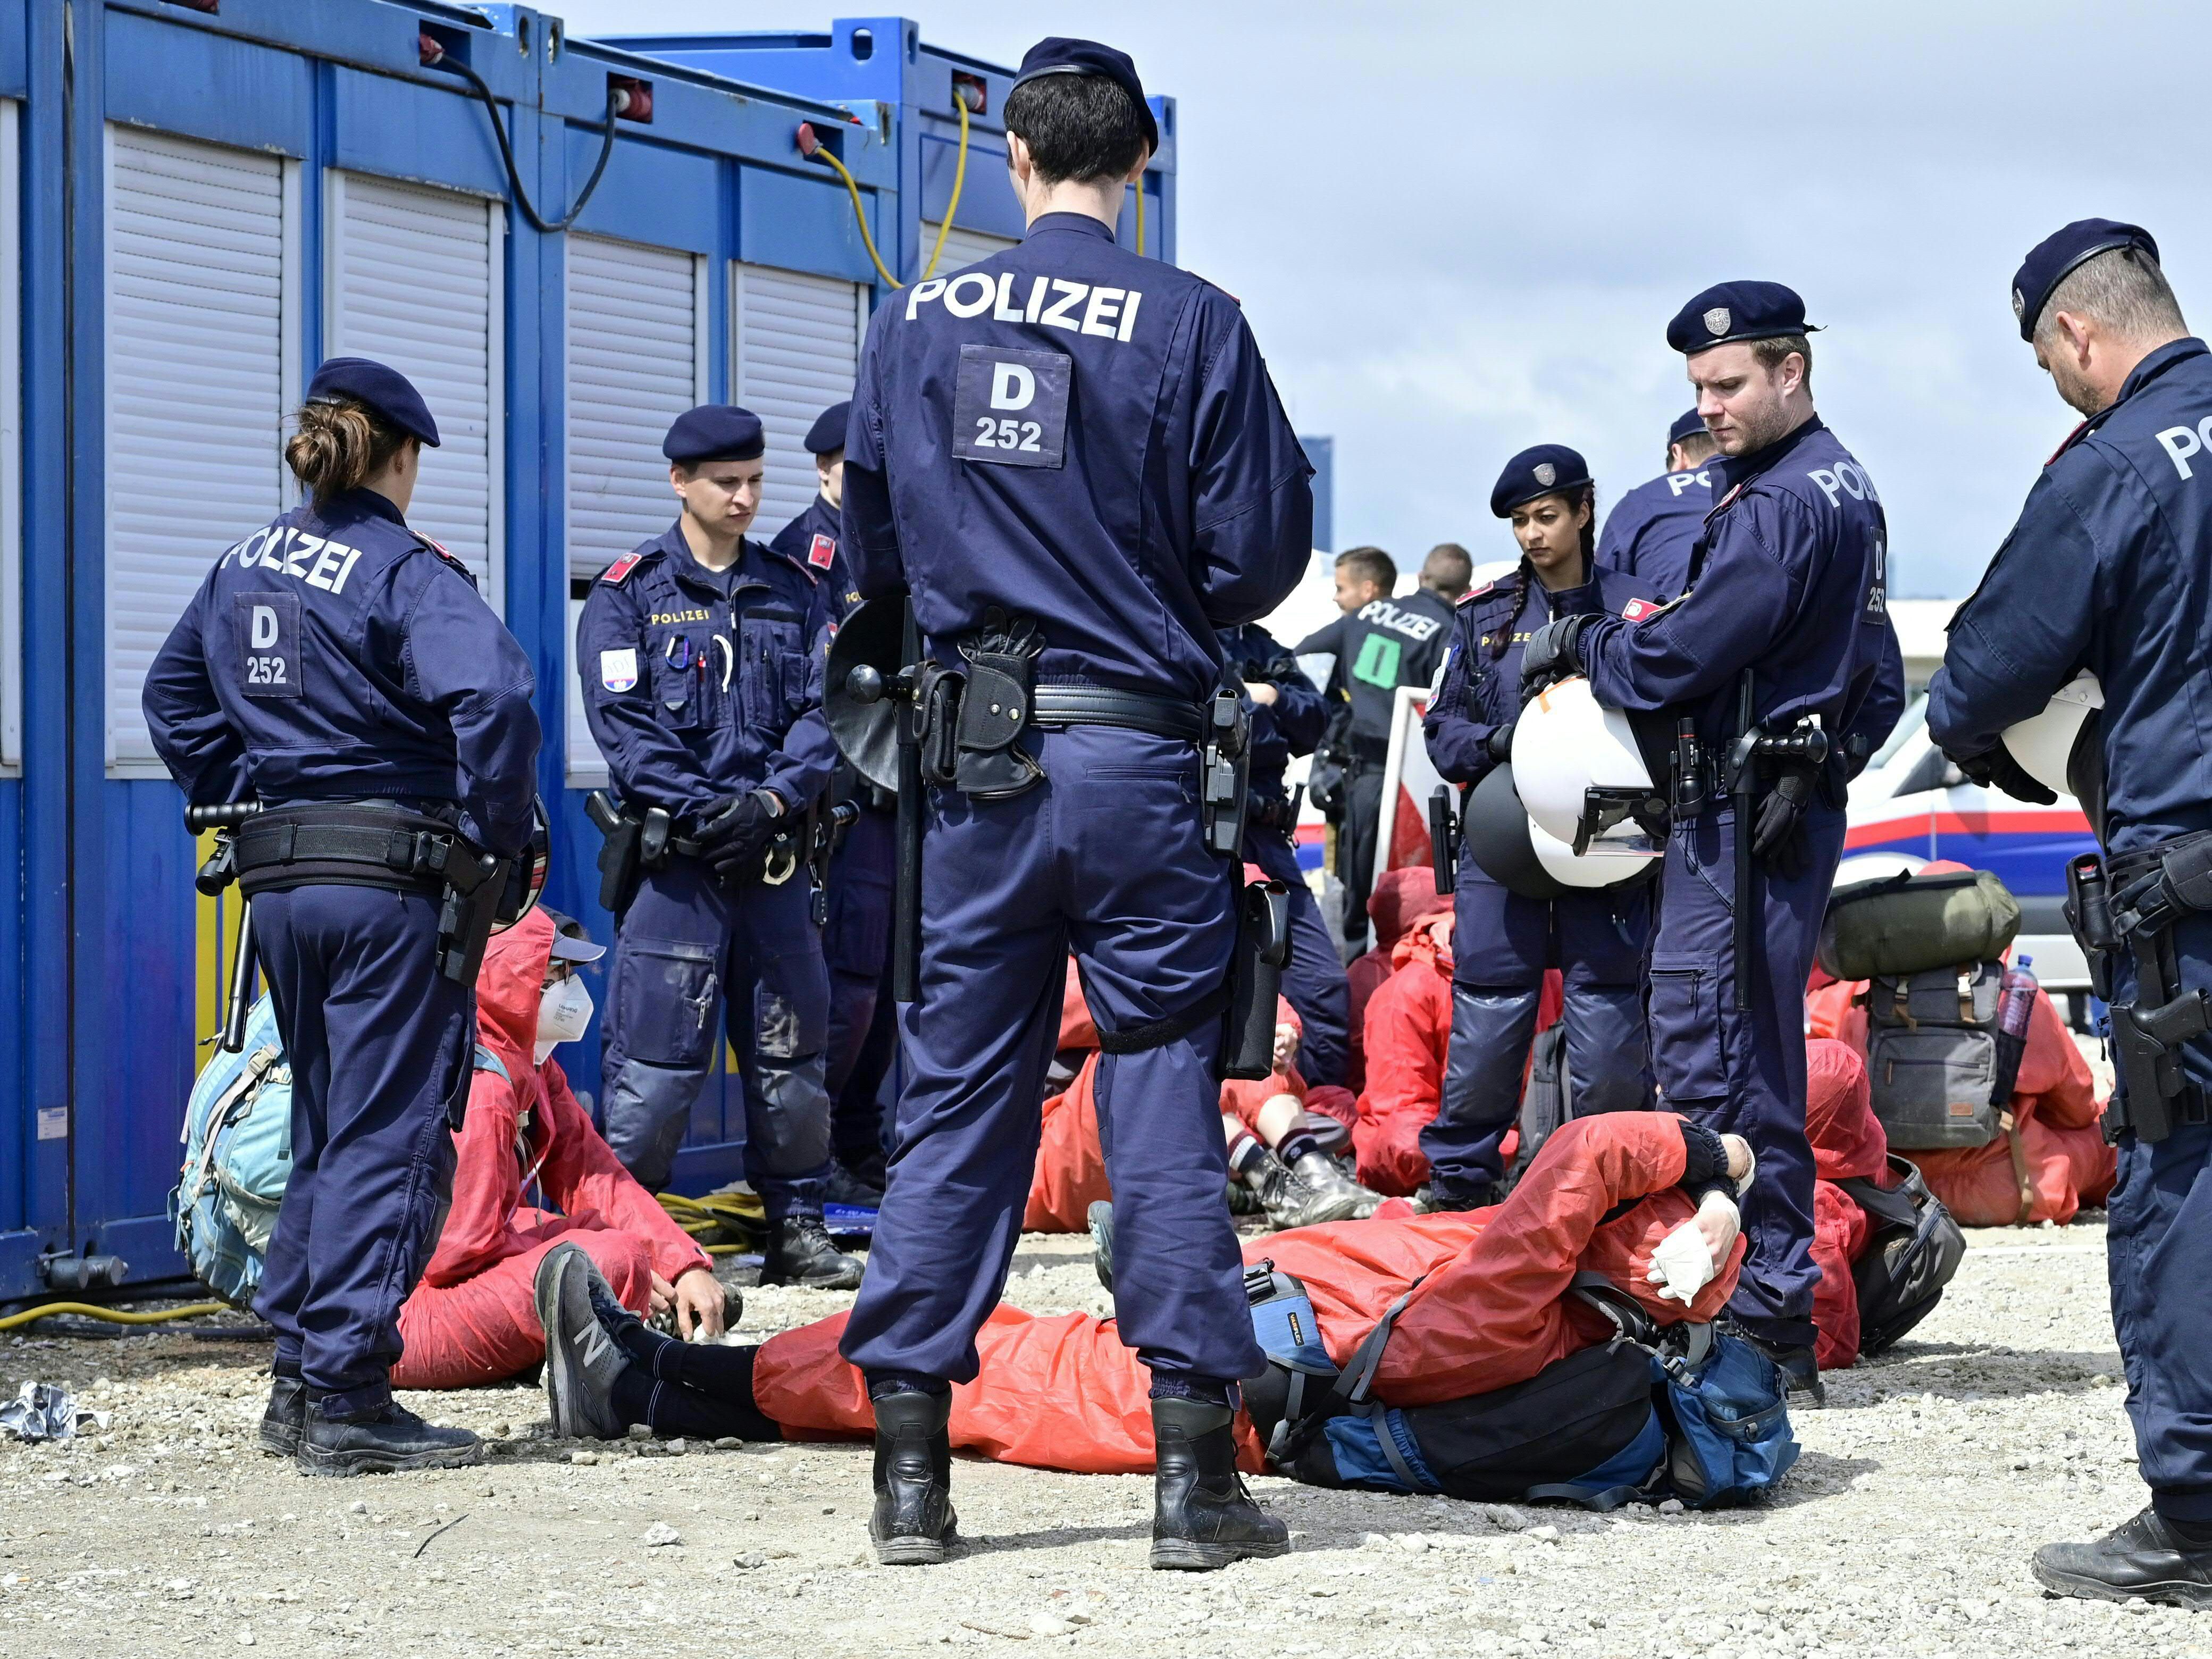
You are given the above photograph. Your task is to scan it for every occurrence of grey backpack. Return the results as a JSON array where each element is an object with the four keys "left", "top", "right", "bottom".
[{"left": 1862, "top": 962, "right": 2002, "bottom": 1151}]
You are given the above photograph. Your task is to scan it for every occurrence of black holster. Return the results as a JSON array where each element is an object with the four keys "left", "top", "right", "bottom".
[
  {"left": 952, "top": 612, "right": 1046, "bottom": 799},
  {"left": 2098, "top": 837, "right": 2212, "bottom": 1143},
  {"left": 1429, "top": 784, "right": 1459, "bottom": 896},
  {"left": 1221, "top": 879, "right": 1292, "bottom": 1081},
  {"left": 585, "top": 790, "right": 674, "bottom": 917}
]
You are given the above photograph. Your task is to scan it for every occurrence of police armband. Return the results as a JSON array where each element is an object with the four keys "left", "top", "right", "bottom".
[{"left": 953, "top": 609, "right": 1046, "bottom": 800}]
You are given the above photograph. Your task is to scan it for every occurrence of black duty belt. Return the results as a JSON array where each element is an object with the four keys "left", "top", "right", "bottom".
[
  {"left": 232, "top": 803, "right": 474, "bottom": 899},
  {"left": 1350, "top": 733, "right": 1390, "bottom": 765},
  {"left": 1029, "top": 684, "right": 1206, "bottom": 742}
]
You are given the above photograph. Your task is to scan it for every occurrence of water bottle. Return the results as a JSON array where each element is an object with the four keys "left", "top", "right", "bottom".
[{"left": 1991, "top": 953, "right": 2038, "bottom": 1106}]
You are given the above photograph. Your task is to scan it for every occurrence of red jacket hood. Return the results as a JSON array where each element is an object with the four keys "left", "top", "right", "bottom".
[
  {"left": 1390, "top": 914, "right": 1454, "bottom": 975},
  {"left": 476, "top": 909, "right": 556, "bottom": 1065}
]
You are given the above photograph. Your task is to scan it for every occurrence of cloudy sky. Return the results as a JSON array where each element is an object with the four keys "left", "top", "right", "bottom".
[{"left": 558, "top": 1, "right": 2212, "bottom": 599}]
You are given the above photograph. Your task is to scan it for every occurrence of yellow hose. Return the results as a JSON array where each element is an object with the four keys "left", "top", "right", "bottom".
[
  {"left": 808, "top": 83, "right": 977, "bottom": 291},
  {"left": 0, "top": 1300, "right": 225, "bottom": 1333},
  {"left": 918, "top": 90, "right": 972, "bottom": 282}
]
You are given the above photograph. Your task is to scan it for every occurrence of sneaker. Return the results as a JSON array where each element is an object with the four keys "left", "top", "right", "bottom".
[
  {"left": 1150, "top": 1396, "right": 1289, "bottom": 1571},
  {"left": 760, "top": 1214, "right": 865, "bottom": 1290},
  {"left": 869, "top": 1390, "right": 958, "bottom": 1565},
  {"left": 295, "top": 1403, "right": 483, "bottom": 1478},
  {"left": 2033, "top": 1508, "right": 2212, "bottom": 1610},
  {"left": 534, "top": 1242, "right": 632, "bottom": 1439},
  {"left": 258, "top": 1375, "right": 307, "bottom": 1459}
]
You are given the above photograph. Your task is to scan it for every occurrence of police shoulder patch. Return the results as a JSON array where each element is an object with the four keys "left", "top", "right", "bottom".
[
  {"left": 807, "top": 532, "right": 837, "bottom": 572},
  {"left": 601, "top": 552, "right": 644, "bottom": 585},
  {"left": 1621, "top": 597, "right": 1663, "bottom": 622},
  {"left": 1458, "top": 580, "right": 1494, "bottom": 605}
]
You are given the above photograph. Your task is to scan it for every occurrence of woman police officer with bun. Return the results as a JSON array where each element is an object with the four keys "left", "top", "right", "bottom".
[
  {"left": 144, "top": 358, "right": 541, "bottom": 1477},
  {"left": 1418, "top": 445, "right": 1658, "bottom": 1208}
]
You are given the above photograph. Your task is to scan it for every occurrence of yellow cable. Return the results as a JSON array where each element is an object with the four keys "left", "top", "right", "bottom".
[
  {"left": 0, "top": 1300, "right": 225, "bottom": 1332},
  {"left": 807, "top": 140, "right": 904, "bottom": 291},
  {"left": 919, "top": 92, "right": 971, "bottom": 282}
]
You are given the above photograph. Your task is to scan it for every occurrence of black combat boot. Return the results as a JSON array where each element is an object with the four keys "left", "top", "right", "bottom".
[
  {"left": 2033, "top": 1509, "right": 2212, "bottom": 1610},
  {"left": 1087, "top": 1200, "right": 1117, "bottom": 1291},
  {"left": 258, "top": 1374, "right": 307, "bottom": 1458},
  {"left": 1733, "top": 1325, "right": 1826, "bottom": 1407},
  {"left": 295, "top": 1402, "right": 483, "bottom": 1477},
  {"left": 1150, "top": 1396, "right": 1289, "bottom": 1571},
  {"left": 760, "top": 1214, "right": 864, "bottom": 1289},
  {"left": 869, "top": 1390, "right": 957, "bottom": 1565}
]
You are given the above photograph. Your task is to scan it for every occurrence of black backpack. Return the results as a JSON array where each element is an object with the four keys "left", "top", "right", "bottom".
[
  {"left": 1504, "top": 1022, "right": 1572, "bottom": 1193},
  {"left": 1836, "top": 1155, "right": 1967, "bottom": 1355}
]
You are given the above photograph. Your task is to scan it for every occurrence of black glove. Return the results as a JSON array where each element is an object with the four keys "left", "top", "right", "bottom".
[
  {"left": 692, "top": 792, "right": 778, "bottom": 862},
  {"left": 1750, "top": 766, "right": 1815, "bottom": 880},
  {"left": 1953, "top": 741, "right": 2058, "bottom": 806},
  {"left": 1485, "top": 720, "right": 1515, "bottom": 764},
  {"left": 1518, "top": 614, "right": 1590, "bottom": 703}
]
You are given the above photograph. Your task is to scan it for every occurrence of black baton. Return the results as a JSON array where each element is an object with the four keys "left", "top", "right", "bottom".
[{"left": 892, "top": 602, "right": 925, "bottom": 1004}]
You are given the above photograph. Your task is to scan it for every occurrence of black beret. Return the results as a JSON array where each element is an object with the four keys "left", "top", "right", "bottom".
[
  {"left": 2012, "top": 219, "right": 2159, "bottom": 341},
  {"left": 1011, "top": 37, "right": 1160, "bottom": 154},
  {"left": 1665, "top": 281, "right": 1817, "bottom": 355},
  {"left": 1668, "top": 408, "right": 1707, "bottom": 447},
  {"left": 803, "top": 400, "right": 851, "bottom": 456},
  {"left": 306, "top": 357, "right": 439, "bottom": 448},
  {"left": 663, "top": 405, "right": 765, "bottom": 465},
  {"left": 1490, "top": 445, "right": 1592, "bottom": 517}
]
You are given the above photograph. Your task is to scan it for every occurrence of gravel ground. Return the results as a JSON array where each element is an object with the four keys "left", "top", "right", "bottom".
[{"left": 0, "top": 1216, "right": 2198, "bottom": 1659}]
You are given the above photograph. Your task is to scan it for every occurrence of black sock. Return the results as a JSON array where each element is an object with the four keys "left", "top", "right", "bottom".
[
  {"left": 867, "top": 1369, "right": 951, "bottom": 1401},
  {"left": 610, "top": 1313, "right": 673, "bottom": 1372},
  {"left": 2163, "top": 1512, "right": 2212, "bottom": 1547},
  {"left": 1149, "top": 1373, "right": 1232, "bottom": 1405},
  {"left": 1277, "top": 1132, "right": 1322, "bottom": 1168},
  {"left": 610, "top": 1355, "right": 783, "bottom": 1443}
]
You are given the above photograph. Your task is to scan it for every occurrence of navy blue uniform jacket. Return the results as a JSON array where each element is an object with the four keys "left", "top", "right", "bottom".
[
  {"left": 142, "top": 487, "right": 540, "bottom": 856},
  {"left": 1579, "top": 416, "right": 1904, "bottom": 792},
  {"left": 1930, "top": 339, "right": 2212, "bottom": 859},
  {"left": 841, "top": 212, "right": 1313, "bottom": 699},
  {"left": 768, "top": 493, "right": 866, "bottom": 625},
  {"left": 576, "top": 523, "right": 836, "bottom": 818},
  {"left": 1597, "top": 466, "right": 1713, "bottom": 600},
  {"left": 1218, "top": 623, "right": 1327, "bottom": 796}
]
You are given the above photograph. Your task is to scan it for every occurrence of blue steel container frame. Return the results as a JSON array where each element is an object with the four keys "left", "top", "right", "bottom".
[
  {"left": 0, "top": 0, "right": 898, "bottom": 1298},
  {"left": 605, "top": 18, "right": 1180, "bottom": 283}
]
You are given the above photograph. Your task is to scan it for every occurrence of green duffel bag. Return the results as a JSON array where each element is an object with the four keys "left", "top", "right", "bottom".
[{"left": 1816, "top": 868, "right": 2022, "bottom": 982}]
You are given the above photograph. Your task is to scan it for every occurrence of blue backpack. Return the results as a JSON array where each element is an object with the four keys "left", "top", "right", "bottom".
[{"left": 171, "top": 995, "right": 294, "bottom": 1310}]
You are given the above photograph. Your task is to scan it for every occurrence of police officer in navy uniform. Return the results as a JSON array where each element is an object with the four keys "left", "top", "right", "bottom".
[
  {"left": 1421, "top": 446, "right": 1657, "bottom": 1207},
  {"left": 1294, "top": 547, "right": 1451, "bottom": 954},
  {"left": 577, "top": 405, "right": 860, "bottom": 1289},
  {"left": 1519, "top": 284, "right": 1904, "bottom": 1397},
  {"left": 1929, "top": 221, "right": 2212, "bottom": 1607},
  {"left": 143, "top": 359, "right": 540, "bottom": 1475},
  {"left": 770, "top": 400, "right": 896, "bottom": 1201},
  {"left": 1217, "top": 622, "right": 1351, "bottom": 1096},
  {"left": 1597, "top": 408, "right": 1716, "bottom": 600},
  {"left": 835, "top": 38, "right": 1311, "bottom": 1569}
]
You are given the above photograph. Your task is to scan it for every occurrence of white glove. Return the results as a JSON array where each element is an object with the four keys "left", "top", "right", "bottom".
[{"left": 1647, "top": 1191, "right": 1740, "bottom": 1305}]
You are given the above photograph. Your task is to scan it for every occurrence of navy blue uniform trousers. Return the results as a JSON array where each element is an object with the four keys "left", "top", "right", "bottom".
[
  {"left": 600, "top": 860, "right": 832, "bottom": 1214},
  {"left": 1647, "top": 805, "right": 1845, "bottom": 1347},
  {"left": 2106, "top": 914, "right": 2212, "bottom": 1520},
  {"left": 1244, "top": 828, "right": 1350, "bottom": 1090},
  {"left": 1426, "top": 863, "right": 1648, "bottom": 1199},
  {"left": 842, "top": 725, "right": 1264, "bottom": 1386},
  {"left": 254, "top": 886, "right": 472, "bottom": 1419},
  {"left": 824, "top": 805, "right": 896, "bottom": 1171}
]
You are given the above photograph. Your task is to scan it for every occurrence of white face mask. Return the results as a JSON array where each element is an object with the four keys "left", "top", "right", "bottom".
[{"left": 535, "top": 974, "right": 594, "bottom": 1064}]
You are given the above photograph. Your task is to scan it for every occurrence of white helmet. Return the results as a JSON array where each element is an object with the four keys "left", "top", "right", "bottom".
[
  {"left": 1514, "top": 676, "right": 1663, "bottom": 853},
  {"left": 1460, "top": 762, "right": 1657, "bottom": 897},
  {"left": 1999, "top": 671, "right": 2101, "bottom": 799}
]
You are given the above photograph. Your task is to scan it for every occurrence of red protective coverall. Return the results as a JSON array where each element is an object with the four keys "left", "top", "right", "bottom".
[
  {"left": 1352, "top": 917, "right": 1564, "bottom": 1195},
  {"left": 389, "top": 910, "right": 713, "bottom": 1389},
  {"left": 755, "top": 1113, "right": 1741, "bottom": 1474},
  {"left": 1024, "top": 993, "right": 1329, "bottom": 1233},
  {"left": 1345, "top": 868, "right": 1455, "bottom": 1093},
  {"left": 1804, "top": 1037, "right": 1887, "bottom": 1371},
  {"left": 1807, "top": 971, "right": 2114, "bottom": 1227}
]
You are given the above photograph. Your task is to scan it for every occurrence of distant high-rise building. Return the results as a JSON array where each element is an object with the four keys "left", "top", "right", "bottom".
[{"left": 1300, "top": 434, "right": 1334, "bottom": 551}]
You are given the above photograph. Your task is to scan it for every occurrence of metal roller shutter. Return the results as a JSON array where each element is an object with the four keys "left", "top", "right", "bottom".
[
  {"left": 325, "top": 172, "right": 503, "bottom": 601},
  {"left": 565, "top": 235, "right": 706, "bottom": 778},
  {"left": 105, "top": 126, "right": 299, "bottom": 773},
  {"left": 919, "top": 220, "right": 1019, "bottom": 274},
  {"left": 731, "top": 263, "right": 865, "bottom": 539}
]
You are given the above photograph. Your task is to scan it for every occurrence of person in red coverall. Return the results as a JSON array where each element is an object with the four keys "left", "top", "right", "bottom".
[
  {"left": 530, "top": 1112, "right": 1752, "bottom": 1473},
  {"left": 1353, "top": 911, "right": 1563, "bottom": 1196},
  {"left": 1344, "top": 868, "right": 1454, "bottom": 1093},
  {"left": 388, "top": 909, "right": 726, "bottom": 1391}
]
